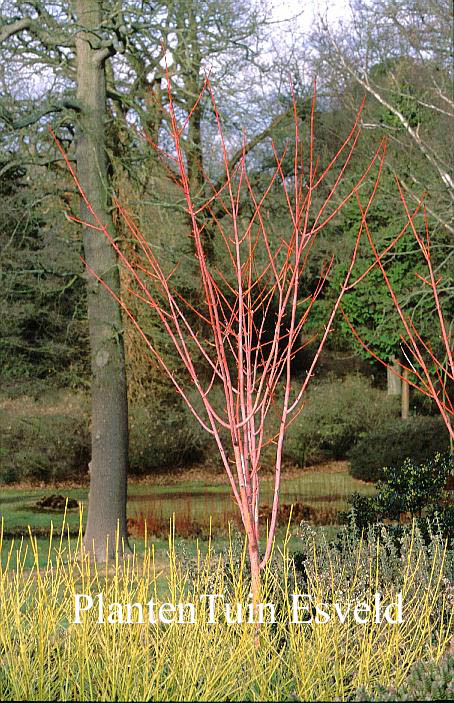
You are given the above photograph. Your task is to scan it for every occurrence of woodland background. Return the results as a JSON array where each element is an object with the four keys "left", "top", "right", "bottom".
[{"left": 0, "top": 0, "right": 452, "bottom": 487}]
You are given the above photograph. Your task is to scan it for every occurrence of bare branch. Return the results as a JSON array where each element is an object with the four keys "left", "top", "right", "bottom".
[
  {"left": 0, "top": 14, "right": 74, "bottom": 48},
  {"left": 0, "top": 17, "right": 31, "bottom": 43},
  {"left": 326, "top": 29, "right": 454, "bottom": 195},
  {"left": 58, "top": 73, "right": 390, "bottom": 595},
  {"left": 2, "top": 98, "right": 82, "bottom": 129}
]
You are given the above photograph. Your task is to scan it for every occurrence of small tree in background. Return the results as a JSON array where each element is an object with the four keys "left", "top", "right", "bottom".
[
  {"left": 57, "top": 78, "right": 390, "bottom": 598},
  {"left": 344, "top": 183, "right": 453, "bottom": 448}
]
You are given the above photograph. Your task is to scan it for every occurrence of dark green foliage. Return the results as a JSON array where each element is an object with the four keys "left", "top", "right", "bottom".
[
  {"left": 305, "top": 180, "right": 432, "bottom": 360},
  {"left": 0, "top": 408, "right": 90, "bottom": 484},
  {"left": 354, "top": 652, "right": 454, "bottom": 701},
  {"left": 333, "top": 223, "right": 425, "bottom": 362},
  {"left": 304, "top": 151, "right": 452, "bottom": 375},
  {"left": 127, "top": 402, "right": 206, "bottom": 474},
  {"left": 284, "top": 374, "right": 399, "bottom": 467},
  {"left": 374, "top": 453, "right": 453, "bottom": 520},
  {"left": 0, "top": 395, "right": 207, "bottom": 484},
  {"left": 0, "top": 466, "right": 19, "bottom": 485},
  {"left": 348, "top": 416, "right": 450, "bottom": 482},
  {"left": 339, "top": 492, "right": 379, "bottom": 531},
  {"left": 371, "top": 59, "right": 435, "bottom": 133},
  {"left": 0, "top": 159, "right": 89, "bottom": 388},
  {"left": 341, "top": 454, "right": 453, "bottom": 549},
  {"left": 426, "top": 505, "right": 454, "bottom": 541}
]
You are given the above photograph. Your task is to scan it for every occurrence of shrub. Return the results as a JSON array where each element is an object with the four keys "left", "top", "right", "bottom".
[
  {"left": 0, "top": 406, "right": 90, "bottom": 483},
  {"left": 0, "top": 392, "right": 207, "bottom": 483},
  {"left": 338, "top": 491, "right": 379, "bottom": 530},
  {"left": 296, "top": 518, "right": 452, "bottom": 608},
  {"left": 349, "top": 415, "right": 451, "bottom": 482},
  {"left": 0, "top": 464, "right": 19, "bottom": 485},
  {"left": 284, "top": 374, "right": 399, "bottom": 467},
  {"left": 0, "top": 521, "right": 451, "bottom": 701},
  {"left": 375, "top": 452, "right": 453, "bottom": 519},
  {"left": 128, "top": 401, "right": 205, "bottom": 474},
  {"left": 354, "top": 652, "right": 454, "bottom": 701},
  {"left": 427, "top": 505, "right": 454, "bottom": 541},
  {"left": 342, "top": 454, "right": 453, "bottom": 541},
  {"left": 340, "top": 511, "right": 454, "bottom": 561}
]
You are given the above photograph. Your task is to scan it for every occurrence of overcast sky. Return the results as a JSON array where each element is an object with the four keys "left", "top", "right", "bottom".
[{"left": 271, "top": 0, "right": 351, "bottom": 29}]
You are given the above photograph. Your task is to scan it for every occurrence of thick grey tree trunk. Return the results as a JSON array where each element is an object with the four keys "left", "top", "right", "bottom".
[{"left": 74, "top": 0, "right": 130, "bottom": 560}]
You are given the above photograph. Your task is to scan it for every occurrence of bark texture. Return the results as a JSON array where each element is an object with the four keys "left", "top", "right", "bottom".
[{"left": 74, "top": 0, "right": 130, "bottom": 560}]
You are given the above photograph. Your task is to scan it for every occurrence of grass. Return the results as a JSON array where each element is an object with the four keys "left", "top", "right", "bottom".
[
  {"left": 0, "top": 466, "right": 372, "bottom": 568},
  {"left": 0, "top": 521, "right": 339, "bottom": 572},
  {"left": 0, "top": 487, "right": 88, "bottom": 534},
  {"left": 0, "top": 465, "right": 375, "bottom": 534},
  {"left": 0, "top": 519, "right": 451, "bottom": 701}
]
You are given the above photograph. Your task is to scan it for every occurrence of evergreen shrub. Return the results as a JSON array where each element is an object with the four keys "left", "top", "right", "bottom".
[
  {"left": 348, "top": 416, "right": 450, "bottom": 482},
  {"left": 354, "top": 652, "right": 454, "bottom": 701},
  {"left": 374, "top": 452, "right": 453, "bottom": 519},
  {"left": 284, "top": 374, "right": 399, "bottom": 467},
  {"left": 341, "top": 453, "right": 453, "bottom": 544},
  {"left": 0, "top": 407, "right": 90, "bottom": 483}
]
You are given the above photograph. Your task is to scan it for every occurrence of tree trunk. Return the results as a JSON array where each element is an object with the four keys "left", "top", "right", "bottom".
[
  {"left": 387, "top": 355, "right": 402, "bottom": 396},
  {"left": 74, "top": 0, "right": 130, "bottom": 560},
  {"left": 247, "top": 536, "right": 261, "bottom": 613},
  {"left": 401, "top": 367, "right": 410, "bottom": 419}
]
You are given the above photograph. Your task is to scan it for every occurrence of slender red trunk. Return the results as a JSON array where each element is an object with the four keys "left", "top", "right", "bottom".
[{"left": 248, "top": 539, "right": 261, "bottom": 605}]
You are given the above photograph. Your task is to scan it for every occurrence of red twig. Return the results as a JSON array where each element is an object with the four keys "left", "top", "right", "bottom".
[
  {"left": 54, "top": 77, "right": 390, "bottom": 597},
  {"left": 345, "top": 184, "right": 453, "bottom": 442}
]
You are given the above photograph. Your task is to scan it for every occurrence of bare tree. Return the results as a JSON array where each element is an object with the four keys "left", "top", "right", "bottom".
[
  {"left": 72, "top": 0, "right": 131, "bottom": 559},
  {"left": 312, "top": 0, "right": 453, "bottom": 238},
  {"left": 105, "top": 0, "right": 298, "bottom": 256},
  {"left": 58, "top": 75, "right": 391, "bottom": 597},
  {"left": 0, "top": 0, "right": 316, "bottom": 559},
  {"left": 0, "top": 0, "right": 132, "bottom": 559}
]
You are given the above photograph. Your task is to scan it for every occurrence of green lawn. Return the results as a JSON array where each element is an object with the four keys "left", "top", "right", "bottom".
[
  {"left": 0, "top": 468, "right": 374, "bottom": 569},
  {"left": 0, "top": 525, "right": 340, "bottom": 572},
  {"left": 1, "top": 469, "right": 374, "bottom": 532}
]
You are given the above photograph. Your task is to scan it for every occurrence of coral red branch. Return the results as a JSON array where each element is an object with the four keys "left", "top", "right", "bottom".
[{"left": 55, "top": 77, "right": 396, "bottom": 593}]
